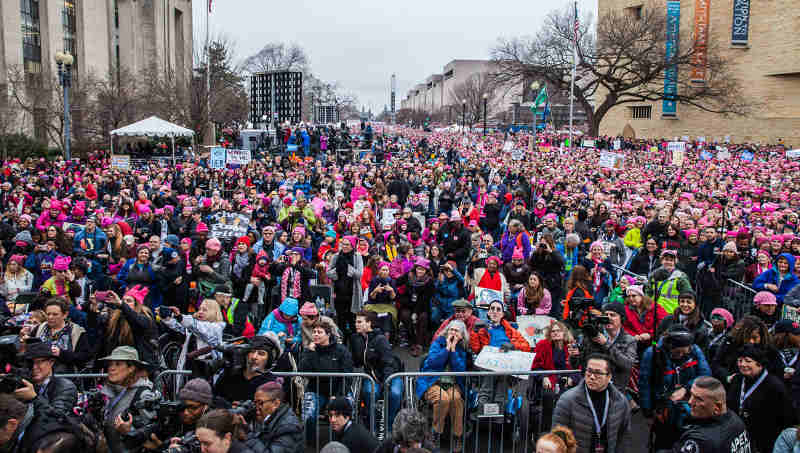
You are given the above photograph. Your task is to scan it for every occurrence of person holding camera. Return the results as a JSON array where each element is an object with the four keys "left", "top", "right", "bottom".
[
  {"left": 142, "top": 378, "right": 214, "bottom": 452},
  {"left": 245, "top": 381, "right": 303, "bottom": 453},
  {"left": 571, "top": 302, "right": 637, "bottom": 395},
  {"left": 638, "top": 325, "right": 711, "bottom": 451},
  {"left": 214, "top": 335, "right": 282, "bottom": 405},
  {"left": 99, "top": 346, "right": 160, "bottom": 453},
  {"left": 72, "top": 216, "right": 108, "bottom": 282},
  {"left": 11, "top": 341, "right": 78, "bottom": 416},
  {"left": 213, "top": 284, "right": 256, "bottom": 338},
  {"left": 171, "top": 410, "right": 254, "bottom": 453},
  {"left": 31, "top": 298, "right": 90, "bottom": 373},
  {"left": 88, "top": 286, "right": 158, "bottom": 367}
]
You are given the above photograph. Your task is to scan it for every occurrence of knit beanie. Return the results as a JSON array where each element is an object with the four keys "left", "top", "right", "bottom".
[
  {"left": 178, "top": 378, "right": 213, "bottom": 405},
  {"left": 710, "top": 308, "right": 734, "bottom": 329}
]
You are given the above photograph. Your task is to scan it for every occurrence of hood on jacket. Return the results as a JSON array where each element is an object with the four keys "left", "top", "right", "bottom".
[
  {"left": 777, "top": 253, "right": 796, "bottom": 274},
  {"left": 279, "top": 297, "right": 299, "bottom": 317}
]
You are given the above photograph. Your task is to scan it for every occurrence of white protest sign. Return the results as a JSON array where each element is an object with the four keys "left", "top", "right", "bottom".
[
  {"left": 210, "top": 147, "right": 227, "bottom": 169},
  {"left": 511, "top": 149, "right": 523, "bottom": 160},
  {"left": 474, "top": 346, "right": 536, "bottom": 379},
  {"left": 672, "top": 149, "right": 685, "bottom": 166},
  {"left": 475, "top": 287, "right": 504, "bottom": 309},
  {"left": 503, "top": 141, "right": 514, "bottom": 152},
  {"left": 786, "top": 149, "right": 800, "bottom": 159},
  {"left": 582, "top": 139, "right": 596, "bottom": 148},
  {"left": 613, "top": 140, "right": 621, "bottom": 150},
  {"left": 382, "top": 208, "right": 398, "bottom": 225},
  {"left": 516, "top": 315, "right": 557, "bottom": 348},
  {"left": 717, "top": 147, "right": 731, "bottom": 160},
  {"left": 225, "top": 149, "right": 251, "bottom": 165},
  {"left": 667, "top": 142, "right": 686, "bottom": 153},
  {"left": 111, "top": 155, "right": 130, "bottom": 170},
  {"left": 598, "top": 152, "right": 624, "bottom": 170},
  {"left": 782, "top": 305, "right": 800, "bottom": 323}
]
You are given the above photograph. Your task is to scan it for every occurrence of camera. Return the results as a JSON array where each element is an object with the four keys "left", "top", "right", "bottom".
[
  {"left": 169, "top": 433, "right": 200, "bottom": 453},
  {"left": 159, "top": 307, "right": 174, "bottom": 319},
  {"left": 568, "top": 298, "right": 610, "bottom": 339},
  {"left": 229, "top": 400, "right": 256, "bottom": 419},
  {"left": 125, "top": 400, "right": 185, "bottom": 443},
  {"left": 0, "top": 366, "right": 32, "bottom": 394},
  {"left": 193, "top": 338, "right": 253, "bottom": 379}
]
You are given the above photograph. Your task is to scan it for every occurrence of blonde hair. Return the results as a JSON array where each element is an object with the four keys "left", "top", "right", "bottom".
[
  {"left": 198, "top": 299, "right": 224, "bottom": 323},
  {"left": 537, "top": 425, "right": 577, "bottom": 453},
  {"left": 545, "top": 321, "right": 574, "bottom": 345}
]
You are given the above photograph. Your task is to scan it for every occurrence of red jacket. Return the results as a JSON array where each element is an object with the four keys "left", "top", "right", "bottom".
[
  {"left": 622, "top": 303, "right": 668, "bottom": 338},
  {"left": 532, "top": 339, "right": 573, "bottom": 385},
  {"left": 470, "top": 319, "right": 531, "bottom": 354}
]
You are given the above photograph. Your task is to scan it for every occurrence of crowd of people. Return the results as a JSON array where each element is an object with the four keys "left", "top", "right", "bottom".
[{"left": 0, "top": 123, "right": 798, "bottom": 453}]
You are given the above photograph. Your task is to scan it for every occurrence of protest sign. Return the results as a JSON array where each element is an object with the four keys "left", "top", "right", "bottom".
[
  {"left": 503, "top": 141, "right": 514, "bottom": 152},
  {"left": 382, "top": 208, "right": 398, "bottom": 225},
  {"left": 474, "top": 346, "right": 536, "bottom": 379},
  {"left": 649, "top": 146, "right": 658, "bottom": 153},
  {"left": 786, "top": 149, "right": 800, "bottom": 159},
  {"left": 475, "top": 287, "right": 504, "bottom": 309},
  {"left": 741, "top": 150, "right": 754, "bottom": 162},
  {"left": 582, "top": 139, "right": 595, "bottom": 148},
  {"left": 667, "top": 141, "right": 686, "bottom": 153},
  {"left": 538, "top": 145, "right": 551, "bottom": 153},
  {"left": 225, "top": 149, "right": 251, "bottom": 165},
  {"left": 210, "top": 148, "right": 226, "bottom": 169},
  {"left": 511, "top": 149, "right": 523, "bottom": 160},
  {"left": 599, "top": 152, "right": 624, "bottom": 170},
  {"left": 717, "top": 149, "right": 731, "bottom": 160},
  {"left": 782, "top": 305, "right": 800, "bottom": 323},
  {"left": 516, "top": 315, "right": 557, "bottom": 348},
  {"left": 287, "top": 144, "right": 299, "bottom": 153},
  {"left": 613, "top": 140, "right": 621, "bottom": 150},
  {"left": 111, "top": 155, "right": 130, "bottom": 170},
  {"left": 209, "top": 212, "right": 250, "bottom": 240},
  {"left": 672, "top": 149, "right": 685, "bottom": 166}
]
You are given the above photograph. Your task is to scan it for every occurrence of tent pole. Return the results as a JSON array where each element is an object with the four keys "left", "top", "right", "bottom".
[{"left": 172, "top": 135, "right": 176, "bottom": 167}]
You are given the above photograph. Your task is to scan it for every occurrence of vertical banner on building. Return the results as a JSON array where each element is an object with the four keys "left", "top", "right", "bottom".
[
  {"left": 691, "top": 0, "right": 710, "bottom": 84},
  {"left": 662, "top": 0, "right": 681, "bottom": 117},
  {"left": 731, "top": 0, "right": 750, "bottom": 45}
]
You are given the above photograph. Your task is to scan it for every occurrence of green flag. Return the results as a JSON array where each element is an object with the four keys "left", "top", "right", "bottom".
[{"left": 533, "top": 86, "right": 548, "bottom": 109}]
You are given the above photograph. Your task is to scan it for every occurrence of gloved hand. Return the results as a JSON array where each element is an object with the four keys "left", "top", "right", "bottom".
[{"left": 500, "top": 342, "right": 514, "bottom": 353}]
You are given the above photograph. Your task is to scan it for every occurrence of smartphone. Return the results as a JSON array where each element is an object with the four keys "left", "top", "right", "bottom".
[
  {"left": 158, "top": 306, "right": 173, "bottom": 319},
  {"left": 95, "top": 291, "right": 109, "bottom": 302}
]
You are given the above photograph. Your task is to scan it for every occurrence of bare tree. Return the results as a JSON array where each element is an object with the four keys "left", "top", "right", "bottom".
[
  {"left": 448, "top": 72, "right": 497, "bottom": 125},
  {"left": 242, "top": 42, "right": 309, "bottom": 74},
  {"left": 490, "top": 2, "right": 750, "bottom": 136},
  {"left": 81, "top": 66, "right": 141, "bottom": 145}
]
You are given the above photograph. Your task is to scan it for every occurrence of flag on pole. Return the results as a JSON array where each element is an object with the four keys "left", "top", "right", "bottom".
[
  {"left": 573, "top": 1, "right": 580, "bottom": 44},
  {"left": 533, "top": 85, "right": 548, "bottom": 109}
]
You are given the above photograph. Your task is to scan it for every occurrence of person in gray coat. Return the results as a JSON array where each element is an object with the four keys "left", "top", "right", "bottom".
[
  {"left": 553, "top": 354, "right": 631, "bottom": 453},
  {"left": 247, "top": 381, "right": 304, "bottom": 453}
]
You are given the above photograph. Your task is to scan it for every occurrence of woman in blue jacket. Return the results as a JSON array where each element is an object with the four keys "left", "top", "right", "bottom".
[
  {"left": 432, "top": 261, "right": 465, "bottom": 326},
  {"left": 417, "top": 319, "right": 469, "bottom": 450},
  {"left": 753, "top": 253, "right": 799, "bottom": 304}
]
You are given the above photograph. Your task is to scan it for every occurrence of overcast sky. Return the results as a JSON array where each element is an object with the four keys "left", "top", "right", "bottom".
[{"left": 196, "top": 0, "right": 597, "bottom": 113}]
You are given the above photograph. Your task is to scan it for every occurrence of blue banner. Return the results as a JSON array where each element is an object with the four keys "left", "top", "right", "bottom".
[
  {"left": 663, "top": 0, "right": 681, "bottom": 117},
  {"left": 210, "top": 147, "right": 226, "bottom": 169},
  {"left": 731, "top": 0, "right": 750, "bottom": 44},
  {"left": 741, "top": 150, "right": 754, "bottom": 162}
]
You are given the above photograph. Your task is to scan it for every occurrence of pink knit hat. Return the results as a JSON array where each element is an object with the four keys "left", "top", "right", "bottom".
[
  {"left": 299, "top": 302, "right": 319, "bottom": 317},
  {"left": 512, "top": 247, "right": 524, "bottom": 260},
  {"left": 53, "top": 256, "right": 71, "bottom": 271},
  {"left": 753, "top": 291, "right": 777, "bottom": 306},
  {"left": 710, "top": 308, "right": 734, "bottom": 329},
  {"left": 124, "top": 284, "right": 149, "bottom": 304}
]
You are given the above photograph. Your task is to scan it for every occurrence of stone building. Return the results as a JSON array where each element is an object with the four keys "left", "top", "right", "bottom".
[{"left": 598, "top": 0, "right": 800, "bottom": 145}]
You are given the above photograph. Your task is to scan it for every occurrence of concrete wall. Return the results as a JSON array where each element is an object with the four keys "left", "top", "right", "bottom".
[{"left": 598, "top": 0, "right": 800, "bottom": 145}]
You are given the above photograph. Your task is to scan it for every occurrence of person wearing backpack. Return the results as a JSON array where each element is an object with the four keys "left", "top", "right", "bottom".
[{"left": 639, "top": 325, "right": 712, "bottom": 451}]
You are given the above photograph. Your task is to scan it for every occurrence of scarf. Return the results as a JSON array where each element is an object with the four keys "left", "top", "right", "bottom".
[
  {"left": 385, "top": 243, "right": 398, "bottom": 261},
  {"left": 592, "top": 258, "right": 603, "bottom": 292},
  {"left": 272, "top": 308, "right": 295, "bottom": 336},
  {"left": 533, "top": 206, "right": 547, "bottom": 218},
  {"left": 281, "top": 266, "right": 302, "bottom": 300},
  {"left": 41, "top": 321, "right": 73, "bottom": 352},
  {"left": 232, "top": 252, "right": 250, "bottom": 279}
]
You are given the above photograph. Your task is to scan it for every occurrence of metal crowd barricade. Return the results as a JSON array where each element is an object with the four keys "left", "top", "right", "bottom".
[
  {"left": 54, "top": 369, "right": 192, "bottom": 400},
  {"left": 384, "top": 369, "right": 580, "bottom": 453},
  {"left": 272, "top": 371, "right": 377, "bottom": 453},
  {"left": 154, "top": 369, "right": 193, "bottom": 400},
  {"left": 53, "top": 372, "right": 108, "bottom": 392},
  {"left": 723, "top": 279, "right": 757, "bottom": 321}
]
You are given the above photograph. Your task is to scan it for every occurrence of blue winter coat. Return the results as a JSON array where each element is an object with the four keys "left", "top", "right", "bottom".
[
  {"left": 257, "top": 297, "right": 301, "bottom": 345},
  {"left": 116, "top": 258, "right": 163, "bottom": 307},
  {"left": 639, "top": 341, "right": 711, "bottom": 413},
  {"left": 753, "top": 253, "right": 800, "bottom": 303},
  {"left": 416, "top": 336, "right": 468, "bottom": 399},
  {"left": 434, "top": 269, "right": 465, "bottom": 307}
]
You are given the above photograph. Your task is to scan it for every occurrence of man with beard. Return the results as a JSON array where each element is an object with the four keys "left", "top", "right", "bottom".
[{"left": 214, "top": 335, "right": 281, "bottom": 404}]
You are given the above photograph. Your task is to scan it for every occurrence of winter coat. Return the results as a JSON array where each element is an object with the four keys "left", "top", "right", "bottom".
[
  {"left": 639, "top": 342, "right": 711, "bottom": 413},
  {"left": 499, "top": 230, "right": 532, "bottom": 263},
  {"left": 258, "top": 298, "right": 301, "bottom": 345},
  {"left": 437, "top": 225, "right": 471, "bottom": 263},
  {"left": 727, "top": 370, "right": 795, "bottom": 453},
  {"left": 434, "top": 268, "right": 465, "bottom": 307},
  {"left": 469, "top": 319, "right": 531, "bottom": 353},
  {"left": 529, "top": 249, "right": 565, "bottom": 293},
  {"left": 532, "top": 339, "right": 573, "bottom": 386},
  {"left": 333, "top": 421, "right": 379, "bottom": 453},
  {"left": 30, "top": 375, "right": 77, "bottom": 416},
  {"left": 327, "top": 251, "right": 364, "bottom": 313},
  {"left": 417, "top": 335, "right": 469, "bottom": 398},
  {"left": 245, "top": 404, "right": 304, "bottom": 453},
  {"left": 552, "top": 381, "right": 631, "bottom": 453},
  {"left": 516, "top": 287, "right": 552, "bottom": 315},
  {"left": 470, "top": 268, "right": 510, "bottom": 303},
  {"left": 350, "top": 328, "right": 402, "bottom": 384},
  {"left": 622, "top": 303, "right": 668, "bottom": 339},
  {"left": 102, "top": 378, "right": 159, "bottom": 453},
  {"left": 629, "top": 250, "right": 659, "bottom": 277},
  {"left": 773, "top": 428, "right": 800, "bottom": 453},
  {"left": 298, "top": 340, "right": 354, "bottom": 397},
  {"left": 753, "top": 253, "right": 800, "bottom": 303},
  {"left": 573, "top": 329, "right": 637, "bottom": 394}
]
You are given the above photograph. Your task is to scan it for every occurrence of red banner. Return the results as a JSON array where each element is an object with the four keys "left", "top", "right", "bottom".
[{"left": 691, "top": 0, "right": 711, "bottom": 84}]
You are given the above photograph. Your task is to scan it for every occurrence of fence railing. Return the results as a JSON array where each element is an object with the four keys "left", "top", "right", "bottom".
[{"left": 384, "top": 369, "right": 580, "bottom": 453}]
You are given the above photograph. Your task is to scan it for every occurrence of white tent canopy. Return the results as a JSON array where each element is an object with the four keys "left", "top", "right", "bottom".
[
  {"left": 110, "top": 116, "right": 195, "bottom": 165},
  {"left": 111, "top": 116, "right": 194, "bottom": 137}
]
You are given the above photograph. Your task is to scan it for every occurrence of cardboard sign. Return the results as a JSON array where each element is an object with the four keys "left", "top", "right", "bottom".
[
  {"left": 210, "top": 147, "right": 226, "bottom": 169},
  {"left": 111, "top": 155, "right": 130, "bottom": 170},
  {"left": 225, "top": 149, "right": 251, "bottom": 165},
  {"left": 516, "top": 315, "right": 557, "bottom": 348},
  {"left": 475, "top": 287, "right": 504, "bottom": 309},
  {"left": 474, "top": 346, "right": 536, "bottom": 379},
  {"left": 209, "top": 212, "right": 250, "bottom": 240},
  {"left": 582, "top": 139, "right": 595, "bottom": 148},
  {"left": 599, "top": 152, "right": 624, "bottom": 170},
  {"left": 786, "top": 149, "right": 800, "bottom": 159},
  {"left": 382, "top": 208, "right": 398, "bottom": 226},
  {"left": 613, "top": 140, "right": 621, "bottom": 150}
]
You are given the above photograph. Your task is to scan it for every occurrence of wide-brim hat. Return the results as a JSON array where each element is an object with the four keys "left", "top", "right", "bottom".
[
  {"left": 98, "top": 346, "right": 148, "bottom": 366},
  {"left": 23, "top": 340, "right": 57, "bottom": 360}
]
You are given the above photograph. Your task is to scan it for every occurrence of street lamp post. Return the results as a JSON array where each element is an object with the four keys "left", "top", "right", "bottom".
[
  {"left": 55, "top": 52, "right": 74, "bottom": 161},
  {"left": 461, "top": 100, "right": 466, "bottom": 133},
  {"left": 530, "top": 81, "right": 540, "bottom": 136},
  {"left": 482, "top": 93, "right": 488, "bottom": 136}
]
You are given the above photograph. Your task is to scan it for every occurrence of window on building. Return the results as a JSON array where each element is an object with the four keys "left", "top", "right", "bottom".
[
  {"left": 21, "top": 0, "right": 41, "bottom": 73},
  {"left": 629, "top": 105, "right": 652, "bottom": 119},
  {"left": 625, "top": 5, "right": 643, "bottom": 20},
  {"left": 62, "top": 0, "right": 77, "bottom": 68}
]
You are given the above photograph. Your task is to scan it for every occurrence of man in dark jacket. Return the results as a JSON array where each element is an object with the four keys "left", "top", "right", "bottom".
[
  {"left": 350, "top": 311, "right": 403, "bottom": 432},
  {"left": 437, "top": 213, "right": 471, "bottom": 272},
  {"left": 247, "top": 382, "right": 303, "bottom": 453},
  {"left": 13, "top": 341, "right": 78, "bottom": 416},
  {"left": 215, "top": 335, "right": 281, "bottom": 404},
  {"left": 327, "top": 397, "right": 378, "bottom": 453}
]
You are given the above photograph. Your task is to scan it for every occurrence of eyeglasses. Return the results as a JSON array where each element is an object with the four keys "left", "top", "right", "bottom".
[
  {"left": 488, "top": 306, "right": 504, "bottom": 312},
  {"left": 585, "top": 368, "right": 610, "bottom": 377}
]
